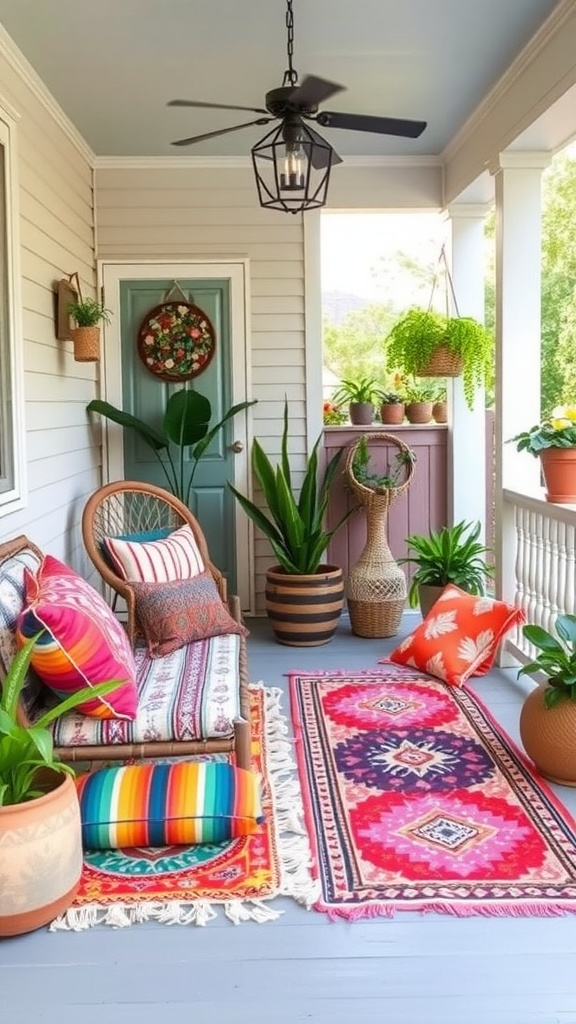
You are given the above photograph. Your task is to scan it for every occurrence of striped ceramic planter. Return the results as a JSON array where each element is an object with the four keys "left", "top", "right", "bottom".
[{"left": 265, "top": 564, "right": 344, "bottom": 646}]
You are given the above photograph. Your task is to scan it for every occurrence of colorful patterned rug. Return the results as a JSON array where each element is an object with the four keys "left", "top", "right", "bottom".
[
  {"left": 51, "top": 685, "right": 318, "bottom": 930},
  {"left": 289, "top": 667, "right": 576, "bottom": 920}
]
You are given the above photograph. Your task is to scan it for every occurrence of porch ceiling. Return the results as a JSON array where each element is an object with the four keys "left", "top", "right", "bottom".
[{"left": 0, "top": 0, "right": 563, "bottom": 160}]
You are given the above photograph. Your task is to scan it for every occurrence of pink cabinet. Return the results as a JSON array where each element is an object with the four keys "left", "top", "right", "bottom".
[{"left": 324, "top": 425, "right": 448, "bottom": 577}]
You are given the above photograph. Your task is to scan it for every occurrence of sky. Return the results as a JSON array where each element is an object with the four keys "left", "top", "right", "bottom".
[{"left": 320, "top": 211, "right": 448, "bottom": 306}]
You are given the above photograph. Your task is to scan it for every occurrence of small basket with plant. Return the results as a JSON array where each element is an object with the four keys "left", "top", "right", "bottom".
[{"left": 68, "top": 293, "right": 112, "bottom": 363}]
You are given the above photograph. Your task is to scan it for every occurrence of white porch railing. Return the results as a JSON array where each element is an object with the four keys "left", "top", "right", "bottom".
[{"left": 502, "top": 488, "right": 576, "bottom": 663}]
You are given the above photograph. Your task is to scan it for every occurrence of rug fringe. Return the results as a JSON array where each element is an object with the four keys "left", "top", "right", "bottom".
[
  {"left": 319, "top": 900, "right": 576, "bottom": 921},
  {"left": 50, "top": 682, "right": 319, "bottom": 931}
]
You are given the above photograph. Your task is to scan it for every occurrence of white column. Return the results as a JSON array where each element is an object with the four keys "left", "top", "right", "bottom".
[
  {"left": 489, "top": 152, "right": 550, "bottom": 606},
  {"left": 444, "top": 205, "right": 489, "bottom": 539}
]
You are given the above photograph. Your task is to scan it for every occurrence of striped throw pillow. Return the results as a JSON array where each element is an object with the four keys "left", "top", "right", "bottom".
[
  {"left": 16, "top": 555, "right": 138, "bottom": 719},
  {"left": 104, "top": 523, "right": 205, "bottom": 583},
  {"left": 76, "top": 762, "right": 264, "bottom": 849}
]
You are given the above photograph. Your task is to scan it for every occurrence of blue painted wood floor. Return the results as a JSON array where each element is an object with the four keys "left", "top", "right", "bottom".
[{"left": 2, "top": 613, "right": 576, "bottom": 1024}]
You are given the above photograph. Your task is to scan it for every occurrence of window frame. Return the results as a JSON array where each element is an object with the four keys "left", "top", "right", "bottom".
[{"left": 0, "top": 101, "right": 25, "bottom": 516}]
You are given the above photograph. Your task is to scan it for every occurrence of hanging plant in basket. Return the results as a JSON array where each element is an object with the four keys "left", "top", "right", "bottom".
[
  {"left": 137, "top": 301, "right": 216, "bottom": 383},
  {"left": 385, "top": 307, "right": 492, "bottom": 411}
]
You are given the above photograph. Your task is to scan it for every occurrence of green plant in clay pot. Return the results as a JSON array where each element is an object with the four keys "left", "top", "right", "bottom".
[
  {"left": 398, "top": 519, "right": 493, "bottom": 616},
  {"left": 385, "top": 307, "right": 492, "bottom": 410},
  {"left": 332, "top": 375, "right": 383, "bottom": 425}
]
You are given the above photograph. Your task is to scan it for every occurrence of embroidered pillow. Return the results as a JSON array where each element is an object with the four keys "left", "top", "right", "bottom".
[
  {"left": 104, "top": 523, "right": 204, "bottom": 583},
  {"left": 131, "top": 572, "right": 248, "bottom": 658},
  {"left": 387, "top": 584, "right": 525, "bottom": 687},
  {"left": 76, "top": 761, "right": 264, "bottom": 849},
  {"left": 16, "top": 555, "right": 138, "bottom": 719}
]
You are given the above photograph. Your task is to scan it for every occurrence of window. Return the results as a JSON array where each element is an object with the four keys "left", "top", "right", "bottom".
[{"left": 0, "top": 105, "right": 25, "bottom": 514}]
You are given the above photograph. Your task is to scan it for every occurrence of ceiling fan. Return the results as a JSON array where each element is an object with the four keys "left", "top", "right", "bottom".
[{"left": 167, "top": 0, "right": 427, "bottom": 212}]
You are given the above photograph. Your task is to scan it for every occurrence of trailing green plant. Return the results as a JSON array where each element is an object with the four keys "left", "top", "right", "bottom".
[
  {"left": 518, "top": 614, "right": 576, "bottom": 708},
  {"left": 68, "top": 296, "right": 112, "bottom": 327},
  {"left": 385, "top": 307, "right": 492, "bottom": 411},
  {"left": 350, "top": 435, "right": 415, "bottom": 492},
  {"left": 228, "top": 399, "right": 354, "bottom": 574},
  {"left": 332, "top": 375, "right": 383, "bottom": 405},
  {"left": 399, "top": 519, "right": 493, "bottom": 608},
  {"left": 0, "top": 634, "right": 121, "bottom": 806},
  {"left": 510, "top": 405, "right": 576, "bottom": 455},
  {"left": 87, "top": 390, "right": 257, "bottom": 506}
]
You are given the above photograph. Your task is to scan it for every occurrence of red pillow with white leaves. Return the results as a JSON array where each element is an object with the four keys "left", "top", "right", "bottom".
[{"left": 386, "top": 584, "right": 525, "bottom": 687}]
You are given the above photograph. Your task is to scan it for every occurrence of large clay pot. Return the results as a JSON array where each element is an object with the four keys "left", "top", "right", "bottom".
[
  {"left": 418, "top": 583, "right": 445, "bottom": 618},
  {"left": 405, "top": 401, "right": 433, "bottom": 424},
  {"left": 265, "top": 564, "right": 344, "bottom": 646},
  {"left": 519, "top": 682, "right": 576, "bottom": 786},
  {"left": 0, "top": 771, "right": 83, "bottom": 936},
  {"left": 349, "top": 402, "right": 375, "bottom": 426},
  {"left": 540, "top": 447, "right": 576, "bottom": 503},
  {"left": 380, "top": 402, "right": 405, "bottom": 425}
]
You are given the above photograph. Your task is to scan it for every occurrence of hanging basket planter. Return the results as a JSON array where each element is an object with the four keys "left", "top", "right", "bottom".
[
  {"left": 417, "top": 343, "right": 464, "bottom": 378},
  {"left": 70, "top": 326, "right": 101, "bottom": 363}
]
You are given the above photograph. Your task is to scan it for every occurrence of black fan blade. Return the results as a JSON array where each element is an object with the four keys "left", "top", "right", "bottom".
[
  {"left": 172, "top": 118, "right": 271, "bottom": 147},
  {"left": 305, "top": 125, "right": 343, "bottom": 167},
  {"left": 317, "top": 110, "right": 427, "bottom": 139},
  {"left": 168, "top": 98, "right": 269, "bottom": 115},
  {"left": 287, "top": 75, "right": 345, "bottom": 109}
]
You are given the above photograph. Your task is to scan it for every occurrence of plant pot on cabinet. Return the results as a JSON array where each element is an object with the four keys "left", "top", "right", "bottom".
[
  {"left": 264, "top": 564, "right": 344, "bottom": 646},
  {"left": 349, "top": 402, "right": 375, "bottom": 426},
  {"left": 539, "top": 447, "right": 576, "bottom": 503},
  {"left": 519, "top": 683, "right": 576, "bottom": 785},
  {"left": 405, "top": 401, "right": 433, "bottom": 424},
  {"left": 70, "top": 326, "right": 100, "bottom": 362},
  {"left": 0, "top": 771, "right": 83, "bottom": 936},
  {"left": 432, "top": 400, "right": 448, "bottom": 424},
  {"left": 380, "top": 402, "right": 405, "bottom": 425}
]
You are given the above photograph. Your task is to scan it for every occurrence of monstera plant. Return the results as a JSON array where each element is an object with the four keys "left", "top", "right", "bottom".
[{"left": 88, "top": 389, "right": 257, "bottom": 506}]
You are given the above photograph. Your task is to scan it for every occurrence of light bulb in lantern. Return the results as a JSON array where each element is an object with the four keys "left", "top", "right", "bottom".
[{"left": 280, "top": 143, "right": 306, "bottom": 191}]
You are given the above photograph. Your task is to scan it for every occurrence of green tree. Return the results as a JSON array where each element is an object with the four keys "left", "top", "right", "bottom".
[
  {"left": 541, "top": 152, "right": 576, "bottom": 415},
  {"left": 323, "top": 302, "right": 397, "bottom": 385}
]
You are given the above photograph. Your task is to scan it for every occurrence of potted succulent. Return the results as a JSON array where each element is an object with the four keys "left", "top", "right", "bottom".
[
  {"left": 332, "top": 375, "right": 382, "bottom": 425},
  {"left": 228, "top": 400, "right": 354, "bottom": 646},
  {"left": 510, "top": 404, "right": 576, "bottom": 503},
  {"left": 385, "top": 307, "right": 492, "bottom": 411},
  {"left": 379, "top": 390, "right": 406, "bottom": 426},
  {"left": 399, "top": 519, "right": 493, "bottom": 617},
  {"left": 517, "top": 614, "right": 576, "bottom": 785},
  {"left": 67, "top": 296, "right": 112, "bottom": 363},
  {"left": 0, "top": 634, "right": 119, "bottom": 935},
  {"left": 403, "top": 378, "right": 437, "bottom": 424}
]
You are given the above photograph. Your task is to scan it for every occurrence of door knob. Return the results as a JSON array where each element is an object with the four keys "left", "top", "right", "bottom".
[{"left": 230, "top": 440, "right": 244, "bottom": 453}]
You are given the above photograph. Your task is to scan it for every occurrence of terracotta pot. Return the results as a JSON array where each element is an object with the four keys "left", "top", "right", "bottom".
[
  {"left": 265, "top": 564, "right": 344, "bottom": 646},
  {"left": 519, "top": 682, "right": 576, "bottom": 786},
  {"left": 539, "top": 447, "right": 576, "bottom": 503},
  {"left": 432, "top": 401, "right": 448, "bottom": 424},
  {"left": 405, "top": 401, "right": 433, "bottom": 424},
  {"left": 418, "top": 583, "right": 445, "bottom": 618},
  {"left": 349, "top": 402, "right": 375, "bottom": 426},
  {"left": 380, "top": 402, "right": 405, "bottom": 425},
  {"left": 0, "top": 771, "right": 83, "bottom": 936}
]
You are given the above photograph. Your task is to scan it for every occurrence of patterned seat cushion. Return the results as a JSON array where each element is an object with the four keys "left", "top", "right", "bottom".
[
  {"left": 50, "top": 633, "right": 242, "bottom": 747},
  {"left": 0, "top": 545, "right": 44, "bottom": 714}
]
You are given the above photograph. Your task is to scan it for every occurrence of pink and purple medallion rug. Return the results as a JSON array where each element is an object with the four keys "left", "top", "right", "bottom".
[{"left": 289, "top": 666, "right": 576, "bottom": 920}]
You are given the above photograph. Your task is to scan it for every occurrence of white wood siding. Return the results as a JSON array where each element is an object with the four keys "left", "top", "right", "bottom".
[{"left": 0, "top": 47, "right": 98, "bottom": 581}]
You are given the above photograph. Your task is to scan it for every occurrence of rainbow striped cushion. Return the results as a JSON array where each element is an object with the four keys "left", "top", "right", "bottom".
[
  {"left": 104, "top": 524, "right": 205, "bottom": 583},
  {"left": 76, "top": 762, "right": 264, "bottom": 849},
  {"left": 16, "top": 555, "right": 138, "bottom": 719}
]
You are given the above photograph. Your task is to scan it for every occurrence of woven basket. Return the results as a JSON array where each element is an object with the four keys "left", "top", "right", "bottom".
[
  {"left": 71, "top": 326, "right": 100, "bottom": 362},
  {"left": 418, "top": 344, "right": 463, "bottom": 378},
  {"left": 344, "top": 433, "right": 414, "bottom": 638}
]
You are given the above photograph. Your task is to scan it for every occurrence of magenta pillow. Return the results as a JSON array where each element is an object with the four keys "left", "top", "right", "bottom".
[
  {"left": 16, "top": 555, "right": 138, "bottom": 719},
  {"left": 132, "top": 572, "right": 248, "bottom": 658}
]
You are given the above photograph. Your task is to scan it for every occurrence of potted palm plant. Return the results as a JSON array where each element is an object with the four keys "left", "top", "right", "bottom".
[
  {"left": 0, "top": 635, "right": 119, "bottom": 935},
  {"left": 67, "top": 296, "right": 112, "bottom": 362},
  {"left": 399, "top": 519, "right": 493, "bottom": 617},
  {"left": 228, "top": 400, "right": 354, "bottom": 646},
  {"left": 510, "top": 404, "right": 576, "bottom": 503},
  {"left": 517, "top": 614, "right": 576, "bottom": 785},
  {"left": 385, "top": 308, "right": 492, "bottom": 411},
  {"left": 332, "top": 375, "right": 383, "bottom": 425}
]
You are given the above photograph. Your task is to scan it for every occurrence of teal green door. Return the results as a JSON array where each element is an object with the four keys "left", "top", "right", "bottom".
[{"left": 119, "top": 278, "right": 238, "bottom": 590}]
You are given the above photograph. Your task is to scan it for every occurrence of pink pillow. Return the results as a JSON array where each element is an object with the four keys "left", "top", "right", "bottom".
[
  {"left": 104, "top": 524, "right": 204, "bottom": 583},
  {"left": 16, "top": 555, "right": 138, "bottom": 719}
]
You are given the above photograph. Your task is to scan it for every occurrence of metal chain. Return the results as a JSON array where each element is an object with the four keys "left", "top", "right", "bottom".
[{"left": 282, "top": 0, "right": 298, "bottom": 87}]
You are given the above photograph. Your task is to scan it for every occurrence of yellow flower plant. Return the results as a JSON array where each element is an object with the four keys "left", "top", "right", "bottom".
[{"left": 511, "top": 404, "right": 576, "bottom": 456}]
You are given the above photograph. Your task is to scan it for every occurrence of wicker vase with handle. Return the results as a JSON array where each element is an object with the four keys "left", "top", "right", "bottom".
[{"left": 345, "top": 433, "right": 415, "bottom": 638}]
